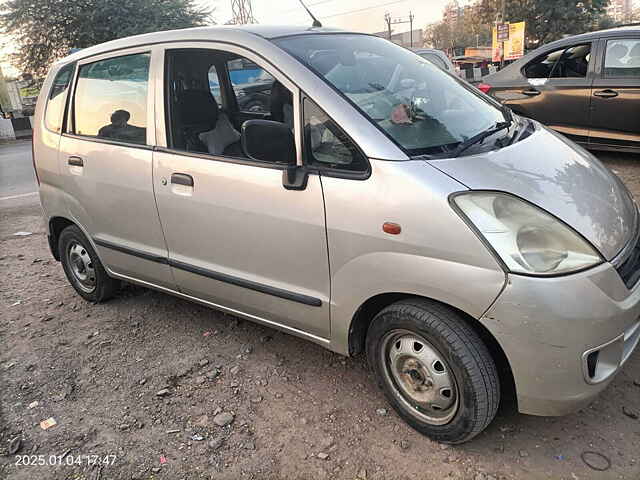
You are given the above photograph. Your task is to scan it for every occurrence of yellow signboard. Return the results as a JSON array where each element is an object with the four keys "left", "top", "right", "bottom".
[
  {"left": 492, "top": 21, "right": 525, "bottom": 62},
  {"left": 19, "top": 86, "right": 40, "bottom": 98}
]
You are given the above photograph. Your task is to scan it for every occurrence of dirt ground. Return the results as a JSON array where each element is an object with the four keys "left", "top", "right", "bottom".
[{"left": 1, "top": 151, "right": 639, "bottom": 480}]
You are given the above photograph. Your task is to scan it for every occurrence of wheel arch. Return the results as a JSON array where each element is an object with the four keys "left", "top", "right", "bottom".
[
  {"left": 348, "top": 292, "right": 517, "bottom": 409},
  {"left": 48, "top": 216, "right": 76, "bottom": 261}
]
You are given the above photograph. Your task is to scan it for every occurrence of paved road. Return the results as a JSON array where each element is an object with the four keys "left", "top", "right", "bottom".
[{"left": 0, "top": 140, "right": 37, "bottom": 200}]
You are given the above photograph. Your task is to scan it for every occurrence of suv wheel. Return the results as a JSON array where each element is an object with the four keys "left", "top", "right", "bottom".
[
  {"left": 58, "top": 225, "right": 119, "bottom": 302},
  {"left": 366, "top": 298, "right": 500, "bottom": 444}
]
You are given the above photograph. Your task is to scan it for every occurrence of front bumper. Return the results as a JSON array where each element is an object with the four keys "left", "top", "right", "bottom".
[{"left": 481, "top": 262, "right": 640, "bottom": 416}]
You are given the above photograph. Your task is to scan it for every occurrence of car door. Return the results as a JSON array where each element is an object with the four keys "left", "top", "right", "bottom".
[
  {"left": 58, "top": 47, "right": 173, "bottom": 288},
  {"left": 152, "top": 43, "right": 331, "bottom": 340},
  {"left": 495, "top": 42, "right": 596, "bottom": 143},
  {"left": 589, "top": 37, "right": 640, "bottom": 151}
]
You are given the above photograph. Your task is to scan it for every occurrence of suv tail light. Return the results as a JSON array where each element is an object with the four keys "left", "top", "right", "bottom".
[{"left": 477, "top": 83, "right": 492, "bottom": 94}]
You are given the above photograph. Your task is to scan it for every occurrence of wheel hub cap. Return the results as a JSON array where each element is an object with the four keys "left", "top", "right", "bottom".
[
  {"left": 382, "top": 331, "right": 458, "bottom": 425},
  {"left": 67, "top": 241, "right": 96, "bottom": 293}
]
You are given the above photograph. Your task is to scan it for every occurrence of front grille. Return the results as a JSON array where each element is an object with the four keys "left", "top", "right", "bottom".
[{"left": 616, "top": 234, "right": 640, "bottom": 289}]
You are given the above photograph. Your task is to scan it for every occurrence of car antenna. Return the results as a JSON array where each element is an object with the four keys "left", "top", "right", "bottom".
[{"left": 298, "top": 0, "right": 322, "bottom": 28}]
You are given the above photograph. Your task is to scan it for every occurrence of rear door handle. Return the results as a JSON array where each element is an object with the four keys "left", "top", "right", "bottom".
[
  {"left": 68, "top": 156, "right": 83, "bottom": 167},
  {"left": 171, "top": 173, "right": 194, "bottom": 187},
  {"left": 521, "top": 89, "right": 541, "bottom": 96},
  {"left": 594, "top": 89, "right": 618, "bottom": 98}
]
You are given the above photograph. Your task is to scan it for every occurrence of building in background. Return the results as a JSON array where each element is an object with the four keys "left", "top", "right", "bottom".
[
  {"left": 606, "top": 0, "right": 632, "bottom": 22},
  {"left": 15, "top": 74, "right": 38, "bottom": 116},
  {"left": 374, "top": 29, "right": 424, "bottom": 48},
  {"left": 6, "top": 81, "right": 22, "bottom": 116},
  {"left": 443, "top": 1, "right": 463, "bottom": 25}
]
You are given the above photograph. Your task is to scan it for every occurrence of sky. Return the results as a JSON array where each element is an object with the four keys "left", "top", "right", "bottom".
[
  {"left": 2, "top": 0, "right": 640, "bottom": 77},
  {"left": 0, "top": 0, "right": 454, "bottom": 78},
  {"left": 205, "top": 0, "right": 456, "bottom": 33}
]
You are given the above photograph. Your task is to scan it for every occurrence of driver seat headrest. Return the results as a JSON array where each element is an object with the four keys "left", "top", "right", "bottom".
[{"left": 177, "top": 89, "right": 219, "bottom": 131}]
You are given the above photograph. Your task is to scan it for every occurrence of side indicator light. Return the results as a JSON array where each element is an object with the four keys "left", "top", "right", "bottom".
[{"left": 383, "top": 222, "right": 401, "bottom": 235}]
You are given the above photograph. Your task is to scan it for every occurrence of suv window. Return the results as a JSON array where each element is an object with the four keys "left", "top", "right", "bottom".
[
  {"left": 227, "top": 58, "right": 274, "bottom": 114},
  {"left": 604, "top": 39, "right": 640, "bottom": 78},
  {"left": 304, "top": 98, "right": 367, "bottom": 172},
  {"left": 524, "top": 44, "right": 591, "bottom": 79},
  {"left": 45, "top": 63, "right": 75, "bottom": 133},
  {"left": 73, "top": 53, "right": 150, "bottom": 145}
]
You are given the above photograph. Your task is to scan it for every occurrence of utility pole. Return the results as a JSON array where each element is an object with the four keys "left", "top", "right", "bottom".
[
  {"left": 384, "top": 13, "right": 392, "bottom": 41},
  {"left": 385, "top": 11, "right": 415, "bottom": 47},
  {"left": 410, "top": 11, "right": 414, "bottom": 47},
  {"left": 501, "top": 0, "right": 506, "bottom": 68}
]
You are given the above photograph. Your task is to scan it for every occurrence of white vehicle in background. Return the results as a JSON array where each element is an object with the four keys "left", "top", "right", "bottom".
[{"left": 412, "top": 48, "right": 455, "bottom": 72}]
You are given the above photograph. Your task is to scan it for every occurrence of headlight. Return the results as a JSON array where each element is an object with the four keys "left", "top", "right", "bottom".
[{"left": 452, "top": 192, "right": 602, "bottom": 275}]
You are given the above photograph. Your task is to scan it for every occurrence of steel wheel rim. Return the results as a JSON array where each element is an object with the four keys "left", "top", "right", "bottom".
[
  {"left": 67, "top": 241, "right": 96, "bottom": 293},
  {"left": 381, "top": 329, "right": 459, "bottom": 425}
]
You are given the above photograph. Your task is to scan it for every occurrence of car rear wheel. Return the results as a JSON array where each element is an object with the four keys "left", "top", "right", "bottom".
[
  {"left": 366, "top": 298, "right": 500, "bottom": 444},
  {"left": 58, "top": 225, "right": 119, "bottom": 302}
]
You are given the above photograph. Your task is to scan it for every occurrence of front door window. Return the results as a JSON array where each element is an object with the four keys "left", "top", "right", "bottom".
[{"left": 523, "top": 44, "right": 591, "bottom": 79}]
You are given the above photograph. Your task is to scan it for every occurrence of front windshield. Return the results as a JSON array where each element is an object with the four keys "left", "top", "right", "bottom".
[{"left": 275, "top": 34, "right": 506, "bottom": 156}]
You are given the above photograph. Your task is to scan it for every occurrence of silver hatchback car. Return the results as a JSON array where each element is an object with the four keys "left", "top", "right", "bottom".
[{"left": 34, "top": 25, "right": 640, "bottom": 444}]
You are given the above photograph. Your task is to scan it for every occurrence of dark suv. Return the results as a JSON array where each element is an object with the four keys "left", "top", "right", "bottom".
[{"left": 480, "top": 26, "right": 640, "bottom": 153}]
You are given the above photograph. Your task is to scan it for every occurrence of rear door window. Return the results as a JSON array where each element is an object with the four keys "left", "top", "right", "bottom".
[
  {"left": 524, "top": 44, "right": 591, "bottom": 79},
  {"left": 604, "top": 39, "right": 640, "bottom": 78},
  {"left": 45, "top": 63, "right": 75, "bottom": 133},
  {"left": 73, "top": 53, "right": 150, "bottom": 145},
  {"left": 227, "top": 58, "right": 274, "bottom": 114}
]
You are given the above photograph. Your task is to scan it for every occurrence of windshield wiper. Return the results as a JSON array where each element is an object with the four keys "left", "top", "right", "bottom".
[
  {"left": 451, "top": 121, "right": 512, "bottom": 158},
  {"left": 501, "top": 105, "right": 513, "bottom": 124}
]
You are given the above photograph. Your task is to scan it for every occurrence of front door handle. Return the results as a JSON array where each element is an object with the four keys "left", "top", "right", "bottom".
[
  {"left": 594, "top": 89, "right": 618, "bottom": 98},
  {"left": 68, "top": 156, "right": 83, "bottom": 167},
  {"left": 521, "top": 89, "right": 541, "bottom": 96},
  {"left": 171, "top": 173, "right": 194, "bottom": 187}
]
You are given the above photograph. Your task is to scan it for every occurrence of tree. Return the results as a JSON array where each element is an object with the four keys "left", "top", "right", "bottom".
[
  {"left": 0, "top": 0, "right": 211, "bottom": 77},
  {"left": 426, "top": 13, "right": 492, "bottom": 54},
  {"left": 425, "top": 22, "right": 453, "bottom": 51},
  {"left": 595, "top": 14, "right": 617, "bottom": 30},
  {"left": 476, "top": 0, "right": 610, "bottom": 48}
]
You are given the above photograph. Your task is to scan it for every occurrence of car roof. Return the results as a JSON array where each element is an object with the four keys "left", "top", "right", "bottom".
[
  {"left": 484, "top": 24, "right": 640, "bottom": 79},
  {"left": 537, "top": 25, "right": 640, "bottom": 50},
  {"left": 60, "top": 24, "right": 356, "bottom": 66},
  {"left": 413, "top": 48, "right": 446, "bottom": 54}
]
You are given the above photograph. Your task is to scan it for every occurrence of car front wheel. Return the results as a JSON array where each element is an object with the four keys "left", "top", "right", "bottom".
[{"left": 366, "top": 298, "right": 500, "bottom": 444}]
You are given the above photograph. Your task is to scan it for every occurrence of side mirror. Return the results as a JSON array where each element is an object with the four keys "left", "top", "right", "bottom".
[
  {"left": 241, "top": 120, "right": 296, "bottom": 164},
  {"left": 241, "top": 119, "right": 308, "bottom": 190}
]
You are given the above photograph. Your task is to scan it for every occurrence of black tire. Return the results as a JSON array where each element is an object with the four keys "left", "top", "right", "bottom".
[
  {"left": 366, "top": 298, "right": 499, "bottom": 444},
  {"left": 58, "top": 225, "right": 119, "bottom": 302}
]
